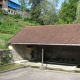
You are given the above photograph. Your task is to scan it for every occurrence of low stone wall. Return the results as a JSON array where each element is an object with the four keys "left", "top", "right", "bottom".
[
  {"left": 0, "top": 50, "right": 13, "bottom": 63},
  {"left": 0, "top": 50, "right": 10, "bottom": 57}
]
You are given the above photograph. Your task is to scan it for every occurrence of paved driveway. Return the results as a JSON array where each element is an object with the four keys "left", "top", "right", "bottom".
[{"left": 0, "top": 67, "right": 80, "bottom": 80}]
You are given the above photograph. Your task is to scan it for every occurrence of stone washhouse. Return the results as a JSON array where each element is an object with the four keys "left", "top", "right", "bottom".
[{"left": 8, "top": 24, "right": 80, "bottom": 70}]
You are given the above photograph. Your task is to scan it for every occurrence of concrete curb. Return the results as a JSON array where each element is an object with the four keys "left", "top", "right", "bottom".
[{"left": 26, "top": 62, "right": 80, "bottom": 72}]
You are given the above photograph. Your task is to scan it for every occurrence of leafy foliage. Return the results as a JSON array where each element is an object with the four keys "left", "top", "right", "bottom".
[
  {"left": 0, "top": 14, "right": 39, "bottom": 34},
  {"left": 18, "top": 0, "right": 28, "bottom": 18},
  {"left": 29, "top": 0, "right": 42, "bottom": 24},
  {"left": 0, "top": 52, "right": 12, "bottom": 65},
  {"left": 0, "top": 42, "right": 8, "bottom": 49},
  {"left": 0, "top": 9, "right": 39, "bottom": 49},
  {"left": 74, "top": 0, "right": 80, "bottom": 23},
  {"left": 0, "top": 18, "right": 22, "bottom": 34},
  {"left": 18, "top": 0, "right": 28, "bottom": 10},
  {"left": 39, "top": 0, "right": 58, "bottom": 25},
  {"left": 58, "top": 0, "right": 79, "bottom": 24},
  {"left": 29, "top": 0, "right": 59, "bottom": 25},
  {"left": 11, "top": 14, "right": 22, "bottom": 19}
]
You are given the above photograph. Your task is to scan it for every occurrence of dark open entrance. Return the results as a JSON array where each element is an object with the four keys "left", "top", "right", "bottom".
[{"left": 29, "top": 45, "right": 80, "bottom": 67}]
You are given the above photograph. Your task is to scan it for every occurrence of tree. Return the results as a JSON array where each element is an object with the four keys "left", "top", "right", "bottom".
[
  {"left": 74, "top": 0, "right": 80, "bottom": 23},
  {"left": 58, "top": 0, "right": 79, "bottom": 24},
  {"left": 39, "top": 0, "right": 58, "bottom": 25},
  {"left": 29, "top": 0, "right": 58, "bottom": 25},
  {"left": 29, "top": 0, "right": 42, "bottom": 23},
  {"left": 18, "top": 0, "right": 28, "bottom": 18}
]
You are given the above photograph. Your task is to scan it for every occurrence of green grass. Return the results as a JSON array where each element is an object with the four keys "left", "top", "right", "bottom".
[
  {"left": 0, "top": 14, "right": 40, "bottom": 34},
  {"left": 0, "top": 63, "right": 26, "bottom": 72},
  {"left": 0, "top": 33, "right": 13, "bottom": 41},
  {"left": 0, "top": 33, "right": 13, "bottom": 49}
]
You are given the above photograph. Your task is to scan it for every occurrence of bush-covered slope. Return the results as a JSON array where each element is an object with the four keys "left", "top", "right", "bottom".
[
  {"left": 0, "top": 14, "right": 39, "bottom": 34},
  {"left": 0, "top": 14, "right": 39, "bottom": 49}
]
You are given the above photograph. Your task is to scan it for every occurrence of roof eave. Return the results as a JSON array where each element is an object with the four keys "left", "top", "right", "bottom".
[{"left": 9, "top": 43, "right": 80, "bottom": 46}]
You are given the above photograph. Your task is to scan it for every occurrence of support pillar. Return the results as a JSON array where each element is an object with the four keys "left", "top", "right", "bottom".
[{"left": 40, "top": 47, "right": 46, "bottom": 70}]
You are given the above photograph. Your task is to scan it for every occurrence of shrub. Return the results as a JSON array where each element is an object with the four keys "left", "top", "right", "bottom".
[
  {"left": 1, "top": 52, "right": 12, "bottom": 65},
  {"left": 13, "top": 14, "right": 22, "bottom": 19}
]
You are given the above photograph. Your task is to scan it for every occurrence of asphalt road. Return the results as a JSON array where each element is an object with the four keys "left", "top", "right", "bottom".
[{"left": 0, "top": 67, "right": 80, "bottom": 80}]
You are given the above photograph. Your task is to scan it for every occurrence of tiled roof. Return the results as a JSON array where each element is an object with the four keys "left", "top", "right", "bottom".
[{"left": 8, "top": 24, "right": 80, "bottom": 45}]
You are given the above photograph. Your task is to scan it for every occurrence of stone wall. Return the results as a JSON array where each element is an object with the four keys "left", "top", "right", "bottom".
[
  {"left": 8, "top": 7, "right": 29, "bottom": 18},
  {"left": 9, "top": 44, "right": 25, "bottom": 61},
  {"left": 0, "top": 49, "right": 11, "bottom": 59},
  {"left": 8, "top": 7, "right": 22, "bottom": 15},
  {"left": 9, "top": 44, "right": 32, "bottom": 61}
]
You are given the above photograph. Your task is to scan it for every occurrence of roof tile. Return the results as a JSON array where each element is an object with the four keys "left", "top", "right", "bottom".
[{"left": 8, "top": 24, "right": 80, "bottom": 45}]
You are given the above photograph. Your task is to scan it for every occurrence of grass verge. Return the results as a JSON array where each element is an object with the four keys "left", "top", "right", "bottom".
[
  {"left": 0, "top": 63, "right": 26, "bottom": 72},
  {"left": 0, "top": 33, "right": 13, "bottom": 49},
  {"left": 0, "top": 33, "right": 13, "bottom": 41}
]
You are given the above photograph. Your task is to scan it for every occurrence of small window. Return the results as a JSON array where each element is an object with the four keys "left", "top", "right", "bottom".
[
  {"left": 8, "top": 10, "right": 10, "bottom": 12},
  {"left": 11, "top": 11, "right": 13, "bottom": 13},
  {"left": 14, "top": 12, "right": 15, "bottom": 14}
]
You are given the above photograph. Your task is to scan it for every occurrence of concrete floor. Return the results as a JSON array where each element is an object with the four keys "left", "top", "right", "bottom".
[
  {"left": 0, "top": 67, "right": 80, "bottom": 80},
  {"left": 14, "top": 60, "right": 80, "bottom": 72}
]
